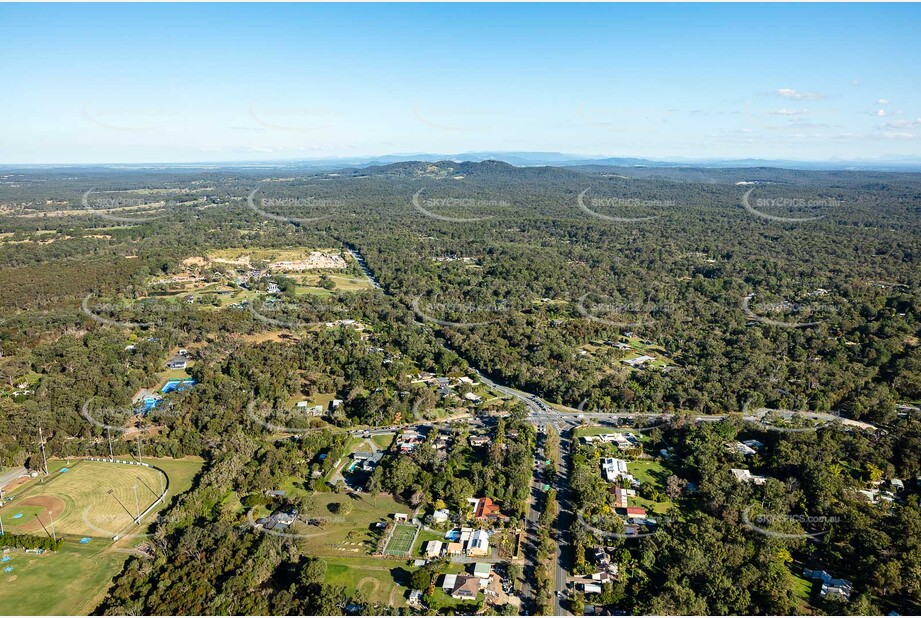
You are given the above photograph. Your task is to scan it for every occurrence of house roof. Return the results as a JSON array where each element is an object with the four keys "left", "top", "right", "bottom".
[
  {"left": 625, "top": 507, "right": 647, "bottom": 517},
  {"left": 452, "top": 576, "right": 480, "bottom": 599},
  {"left": 473, "top": 562, "right": 491, "bottom": 577},
  {"left": 473, "top": 497, "right": 506, "bottom": 519}
]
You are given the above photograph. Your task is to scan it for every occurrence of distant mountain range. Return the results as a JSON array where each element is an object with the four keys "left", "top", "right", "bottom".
[{"left": 6, "top": 151, "right": 921, "bottom": 172}]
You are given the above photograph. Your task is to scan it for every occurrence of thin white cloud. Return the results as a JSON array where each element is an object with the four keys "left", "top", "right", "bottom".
[
  {"left": 876, "top": 98, "right": 890, "bottom": 105},
  {"left": 884, "top": 118, "right": 921, "bottom": 129},
  {"left": 769, "top": 108, "right": 809, "bottom": 116},
  {"left": 881, "top": 131, "right": 915, "bottom": 139},
  {"left": 876, "top": 109, "right": 887, "bottom": 117},
  {"left": 775, "top": 88, "right": 824, "bottom": 100}
]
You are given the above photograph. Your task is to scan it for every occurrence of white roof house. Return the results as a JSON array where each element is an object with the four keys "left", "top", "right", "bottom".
[
  {"left": 425, "top": 540, "right": 444, "bottom": 557},
  {"left": 467, "top": 529, "right": 490, "bottom": 556},
  {"left": 442, "top": 573, "right": 458, "bottom": 591},
  {"left": 601, "top": 458, "right": 634, "bottom": 483},
  {"left": 623, "top": 355, "right": 655, "bottom": 367},
  {"left": 432, "top": 508, "right": 450, "bottom": 523},
  {"left": 730, "top": 468, "right": 768, "bottom": 485}
]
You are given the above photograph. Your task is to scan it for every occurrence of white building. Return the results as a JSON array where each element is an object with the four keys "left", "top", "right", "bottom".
[
  {"left": 601, "top": 458, "right": 635, "bottom": 484},
  {"left": 467, "top": 529, "right": 490, "bottom": 556}
]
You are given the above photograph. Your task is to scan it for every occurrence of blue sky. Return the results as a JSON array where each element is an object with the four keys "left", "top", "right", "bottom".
[{"left": 1, "top": 3, "right": 920, "bottom": 164}]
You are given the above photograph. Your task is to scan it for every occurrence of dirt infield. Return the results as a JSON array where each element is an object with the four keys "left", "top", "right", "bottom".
[{"left": 14, "top": 496, "right": 66, "bottom": 533}]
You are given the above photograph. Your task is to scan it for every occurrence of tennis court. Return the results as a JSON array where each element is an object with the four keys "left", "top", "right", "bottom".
[{"left": 383, "top": 524, "right": 417, "bottom": 555}]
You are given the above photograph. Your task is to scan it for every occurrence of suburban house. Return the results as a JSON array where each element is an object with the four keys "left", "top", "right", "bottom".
[
  {"left": 295, "top": 401, "right": 325, "bottom": 416},
  {"left": 727, "top": 441, "right": 757, "bottom": 456},
  {"left": 472, "top": 562, "right": 492, "bottom": 582},
  {"left": 166, "top": 354, "right": 188, "bottom": 370},
  {"left": 470, "top": 497, "right": 507, "bottom": 521},
  {"left": 803, "top": 569, "right": 853, "bottom": 601},
  {"left": 601, "top": 458, "right": 636, "bottom": 484},
  {"left": 730, "top": 468, "right": 768, "bottom": 485},
  {"left": 610, "top": 486, "right": 629, "bottom": 509},
  {"left": 449, "top": 575, "right": 480, "bottom": 601},
  {"left": 469, "top": 435, "right": 491, "bottom": 447},
  {"left": 398, "top": 431, "right": 424, "bottom": 453},
  {"left": 464, "top": 392, "right": 482, "bottom": 404},
  {"left": 582, "top": 432, "right": 639, "bottom": 448},
  {"left": 432, "top": 508, "right": 450, "bottom": 524},
  {"left": 625, "top": 506, "right": 647, "bottom": 521},
  {"left": 408, "top": 590, "right": 423, "bottom": 607},
  {"left": 425, "top": 540, "right": 444, "bottom": 558},
  {"left": 446, "top": 541, "right": 464, "bottom": 556},
  {"left": 466, "top": 529, "right": 490, "bottom": 556},
  {"left": 588, "top": 571, "right": 615, "bottom": 585},
  {"left": 582, "top": 583, "right": 603, "bottom": 594},
  {"left": 622, "top": 355, "right": 655, "bottom": 368},
  {"left": 393, "top": 513, "right": 409, "bottom": 523},
  {"left": 255, "top": 508, "right": 297, "bottom": 531},
  {"left": 441, "top": 573, "right": 457, "bottom": 592}
]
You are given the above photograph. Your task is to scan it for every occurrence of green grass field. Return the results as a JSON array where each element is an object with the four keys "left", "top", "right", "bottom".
[
  {"left": 0, "top": 543, "right": 127, "bottom": 615},
  {"left": 627, "top": 460, "right": 673, "bottom": 515},
  {"left": 293, "top": 493, "right": 411, "bottom": 558},
  {"left": 384, "top": 524, "right": 417, "bottom": 556},
  {"left": 0, "top": 457, "right": 203, "bottom": 616},
  {"left": 413, "top": 529, "right": 445, "bottom": 556},
  {"left": 322, "top": 557, "right": 406, "bottom": 607},
  {"left": 2, "top": 460, "right": 167, "bottom": 538}
]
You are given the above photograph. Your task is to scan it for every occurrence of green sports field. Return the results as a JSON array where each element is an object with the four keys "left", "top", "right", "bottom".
[
  {"left": 2, "top": 460, "right": 166, "bottom": 539},
  {"left": 0, "top": 457, "right": 203, "bottom": 616}
]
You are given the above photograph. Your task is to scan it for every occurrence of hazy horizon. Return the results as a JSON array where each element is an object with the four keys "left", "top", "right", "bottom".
[{"left": 2, "top": 3, "right": 920, "bottom": 164}]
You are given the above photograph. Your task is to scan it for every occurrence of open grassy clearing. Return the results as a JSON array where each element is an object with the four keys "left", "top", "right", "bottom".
[
  {"left": 0, "top": 543, "right": 127, "bottom": 615},
  {"left": 322, "top": 557, "right": 407, "bottom": 607},
  {"left": 627, "top": 459, "right": 673, "bottom": 515},
  {"left": 284, "top": 493, "right": 411, "bottom": 558}
]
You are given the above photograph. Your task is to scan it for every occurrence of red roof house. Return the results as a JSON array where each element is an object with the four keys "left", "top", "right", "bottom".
[
  {"left": 472, "top": 497, "right": 507, "bottom": 520},
  {"left": 625, "top": 506, "right": 647, "bottom": 519}
]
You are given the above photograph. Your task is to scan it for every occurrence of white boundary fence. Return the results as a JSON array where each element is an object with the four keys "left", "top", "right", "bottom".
[{"left": 86, "top": 457, "right": 169, "bottom": 524}]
